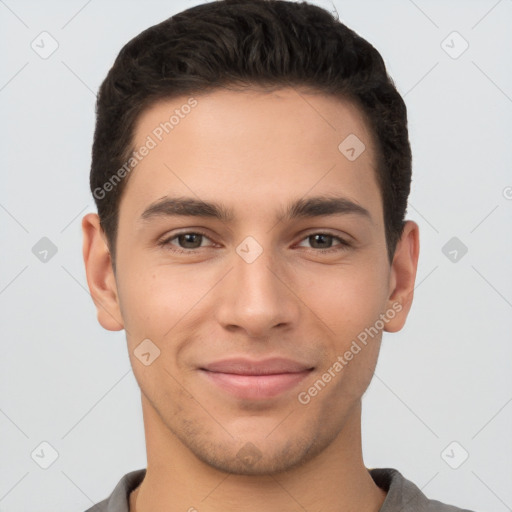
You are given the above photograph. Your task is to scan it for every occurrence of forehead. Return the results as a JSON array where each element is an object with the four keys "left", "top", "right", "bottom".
[{"left": 119, "top": 87, "right": 380, "bottom": 223}]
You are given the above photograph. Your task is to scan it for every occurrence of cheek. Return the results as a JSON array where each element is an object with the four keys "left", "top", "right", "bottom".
[
  {"left": 300, "top": 257, "right": 389, "bottom": 342},
  {"left": 117, "top": 260, "right": 210, "bottom": 339}
]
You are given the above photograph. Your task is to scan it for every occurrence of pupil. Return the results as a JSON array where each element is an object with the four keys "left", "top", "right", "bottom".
[
  {"left": 180, "top": 233, "right": 201, "bottom": 248},
  {"left": 311, "top": 234, "right": 331, "bottom": 248}
]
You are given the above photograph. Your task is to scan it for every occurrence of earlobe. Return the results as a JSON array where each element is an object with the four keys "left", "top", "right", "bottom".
[
  {"left": 82, "top": 213, "right": 124, "bottom": 331},
  {"left": 383, "top": 220, "right": 420, "bottom": 333}
]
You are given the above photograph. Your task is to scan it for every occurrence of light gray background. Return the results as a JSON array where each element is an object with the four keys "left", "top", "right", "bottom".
[{"left": 1, "top": 0, "right": 511, "bottom": 511}]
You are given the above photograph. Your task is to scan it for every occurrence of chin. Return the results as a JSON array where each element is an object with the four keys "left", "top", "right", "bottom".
[{"left": 183, "top": 432, "right": 324, "bottom": 476}]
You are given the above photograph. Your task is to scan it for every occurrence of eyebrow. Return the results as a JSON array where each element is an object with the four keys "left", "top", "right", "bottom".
[{"left": 139, "top": 195, "right": 372, "bottom": 224}]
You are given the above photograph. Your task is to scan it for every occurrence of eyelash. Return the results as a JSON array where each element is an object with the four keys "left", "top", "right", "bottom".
[{"left": 157, "top": 230, "right": 351, "bottom": 255}]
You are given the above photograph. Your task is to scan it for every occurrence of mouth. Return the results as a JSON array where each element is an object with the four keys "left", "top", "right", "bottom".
[{"left": 199, "top": 357, "right": 314, "bottom": 400}]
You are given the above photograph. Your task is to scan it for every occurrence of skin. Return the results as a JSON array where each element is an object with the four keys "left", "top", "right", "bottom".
[{"left": 82, "top": 87, "right": 419, "bottom": 512}]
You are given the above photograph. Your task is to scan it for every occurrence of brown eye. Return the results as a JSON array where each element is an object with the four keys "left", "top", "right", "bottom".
[
  {"left": 308, "top": 233, "right": 334, "bottom": 249},
  {"left": 176, "top": 233, "right": 204, "bottom": 249},
  {"left": 296, "top": 232, "right": 351, "bottom": 253},
  {"left": 158, "top": 231, "right": 215, "bottom": 253}
]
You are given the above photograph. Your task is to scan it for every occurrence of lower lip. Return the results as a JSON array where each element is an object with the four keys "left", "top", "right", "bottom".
[{"left": 200, "top": 370, "right": 312, "bottom": 400}]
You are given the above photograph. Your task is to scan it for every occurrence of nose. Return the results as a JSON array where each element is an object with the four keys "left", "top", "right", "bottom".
[{"left": 214, "top": 245, "right": 300, "bottom": 339}]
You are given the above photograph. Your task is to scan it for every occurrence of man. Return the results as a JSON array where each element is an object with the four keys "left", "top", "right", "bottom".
[{"left": 81, "top": 0, "right": 475, "bottom": 510}]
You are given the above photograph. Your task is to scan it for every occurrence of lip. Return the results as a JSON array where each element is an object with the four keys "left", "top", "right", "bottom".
[{"left": 199, "top": 357, "right": 314, "bottom": 400}]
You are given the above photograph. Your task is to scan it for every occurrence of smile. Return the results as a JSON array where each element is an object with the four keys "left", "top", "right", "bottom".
[{"left": 199, "top": 357, "right": 314, "bottom": 400}]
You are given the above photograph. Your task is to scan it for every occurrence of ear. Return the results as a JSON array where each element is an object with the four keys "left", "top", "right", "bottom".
[
  {"left": 82, "top": 213, "right": 124, "bottom": 331},
  {"left": 383, "top": 220, "right": 420, "bottom": 333}
]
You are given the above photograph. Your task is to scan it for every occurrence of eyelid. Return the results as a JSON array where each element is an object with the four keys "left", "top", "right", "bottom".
[
  {"left": 159, "top": 229, "right": 352, "bottom": 254},
  {"left": 159, "top": 229, "right": 216, "bottom": 248},
  {"left": 294, "top": 230, "right": 351, "bottom": 248}
]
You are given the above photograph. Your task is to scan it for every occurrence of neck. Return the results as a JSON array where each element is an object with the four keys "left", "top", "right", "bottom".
[{"left": 130, "top": 396, "right": 386, "bottom": 512}]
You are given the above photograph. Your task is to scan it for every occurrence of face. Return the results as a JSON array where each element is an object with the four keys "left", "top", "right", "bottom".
[{"left": 83, "top": 87, "right": 418, "bottom": 476}]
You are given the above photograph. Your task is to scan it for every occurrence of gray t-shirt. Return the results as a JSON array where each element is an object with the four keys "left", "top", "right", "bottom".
[{"left": 84, "top": 467, "right": 476, "bottom": 511}]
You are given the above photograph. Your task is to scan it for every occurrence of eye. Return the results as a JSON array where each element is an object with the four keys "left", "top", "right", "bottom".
[
  {"left": 157, "top": 230, "right": 351, "bottom": 255},
  {"left": 158, "top": 231, "right": 215, "bottom": 253},
  {"left": 296, "top": 232, "right": 351, "bottom": 253}
]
